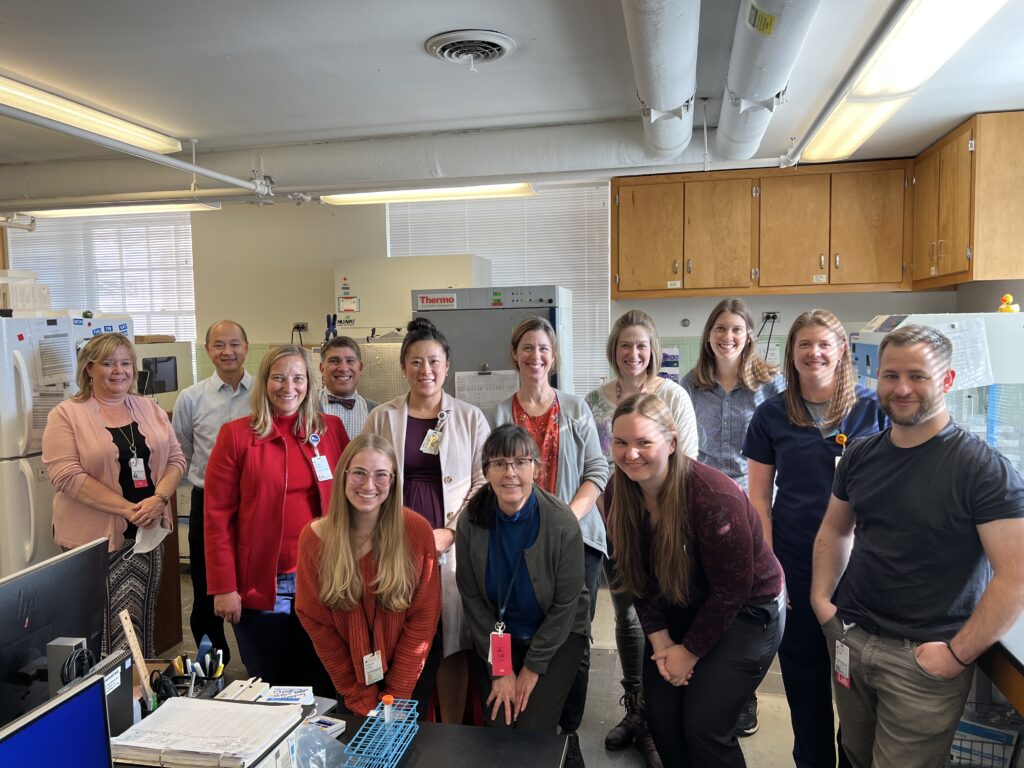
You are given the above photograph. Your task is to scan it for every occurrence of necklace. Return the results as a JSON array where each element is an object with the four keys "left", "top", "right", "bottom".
[
  {"left": 615, "top": 378, "right": 647, "bottom": 403},
  {"left": 114, "top": 423, "right": 138, "bottom": 459}
]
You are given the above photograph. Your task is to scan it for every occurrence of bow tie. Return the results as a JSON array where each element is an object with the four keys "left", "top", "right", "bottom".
[{"left": 327, "top": 395, "right": 356, "bottom": 410}]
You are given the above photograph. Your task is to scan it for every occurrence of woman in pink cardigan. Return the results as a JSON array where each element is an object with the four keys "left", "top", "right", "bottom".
[{"left": 43, "top": 333, "right": 185, "bottom": 656}]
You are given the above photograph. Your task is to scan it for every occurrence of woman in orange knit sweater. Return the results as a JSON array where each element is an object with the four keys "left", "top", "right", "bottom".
[{"left": 296, "top": 433, "right": 442, "bottom": 716}]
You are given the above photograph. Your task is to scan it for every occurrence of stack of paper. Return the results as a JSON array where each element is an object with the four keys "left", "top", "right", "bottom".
[{"left": 110, "top": 697, "right": 302, "bottom": 767}]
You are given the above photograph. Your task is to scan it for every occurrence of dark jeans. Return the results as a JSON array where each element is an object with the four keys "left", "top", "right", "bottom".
[
  {"left": 232, "top": 573, "right": 335, "bottom": 698},
  {"left": 644, "top": 595, "right": 784, "bottom": 768},
  {"left": 478, "top": 632, "right": 588, "bottom": 732},
  {"left": 188, "top": 488, "right": 230, "bottom": 662},
  {"left": 778, "top": 580, "right": 852, "bottom": 768},
  {"left": 604, "top": 557, "right": 644, "bottom": 689},
  {"left": 559, "top": 544, "right": 604, "bottom": 733}
]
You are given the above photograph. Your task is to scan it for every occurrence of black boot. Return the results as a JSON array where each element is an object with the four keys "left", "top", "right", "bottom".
[
  {"left": 604, "top": 683, "right": 642, "bottom": 751},
  {"left": 634, "top": 719, "right": 664, "bottom": 768},
  {"left": 565, "top": 731, "right": 586, "bottom": 768}
]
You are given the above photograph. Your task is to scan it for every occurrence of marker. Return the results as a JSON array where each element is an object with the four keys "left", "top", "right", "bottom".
[{"left": 188, "top": 670, "right": 197, "bottom": 697}]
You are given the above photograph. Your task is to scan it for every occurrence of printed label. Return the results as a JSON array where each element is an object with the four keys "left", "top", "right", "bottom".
[
  {"left": 416, "top": 293, "right": 458, "bottom": 310},
  {"left": 747, "top": 0, "right": 776, "bottom": 35}
]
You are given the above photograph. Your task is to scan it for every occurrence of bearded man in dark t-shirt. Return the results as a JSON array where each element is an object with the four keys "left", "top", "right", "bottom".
[{"left": 811, "top": 324, "right": 1024, "bottom": 768}]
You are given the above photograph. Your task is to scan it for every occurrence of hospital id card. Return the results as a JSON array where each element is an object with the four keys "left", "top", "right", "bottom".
[
  {"left": 311, "top": 454, "right": 333, "bottom": 482},
  {"left": 834, "top": 639, "right": 851, "bottom": 689},
  {"left": 489, "top": 632, "right": 513, "bottom": 676},
  {"left": 129, "top": 457, "right": 148, "bottom": 488},
  {"left": 363, "top": 650, "right": 384, "bottom": 685}
]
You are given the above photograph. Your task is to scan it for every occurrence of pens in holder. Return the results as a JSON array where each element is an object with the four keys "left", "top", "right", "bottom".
[{"left": 188, "top": 670, "right": 197, "bottom": 698}]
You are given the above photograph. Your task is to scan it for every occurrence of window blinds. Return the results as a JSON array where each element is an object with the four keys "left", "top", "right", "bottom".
[
  {"left": 387, "top": 184, "right": 610, "bottom": 393},
  {"left": 6, "top": 212, "right": 197, "bottom": 342}
]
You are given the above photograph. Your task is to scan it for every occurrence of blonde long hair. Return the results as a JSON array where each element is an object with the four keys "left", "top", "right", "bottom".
[
  {"left": 317, "top": 434, "right": 415, "bottom": 612},
  {"left": 782, "top": 310, "right": 856, "bottom": 428},
  {"left": 73, "top": 333, "right": 139, "bottom": 402},
  {"left": 607, "top": 393, "right": 693, "bottom": 606},
  {"left": 248, "top": 345, "right": 325, "bottom": 439},
  {"left": 690, "top": 298, "right": 777, "bottom": 391}
]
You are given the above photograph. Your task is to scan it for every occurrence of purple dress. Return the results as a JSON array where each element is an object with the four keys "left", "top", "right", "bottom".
[{"left": 404, "top": 416, "right": 445, "bottom": 530}]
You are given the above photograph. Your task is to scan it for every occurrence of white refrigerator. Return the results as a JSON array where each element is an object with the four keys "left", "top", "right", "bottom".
[{"left": 0, "top": 313, "right": 133, "bottom": 578}]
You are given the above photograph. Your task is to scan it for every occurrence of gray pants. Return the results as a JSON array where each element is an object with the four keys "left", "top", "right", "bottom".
[
  {"left": 604, "top": 558, "right": 644, "bottom": 688},
  {"left": 824, "top": 619, "right": 973, "bottom": 768}
]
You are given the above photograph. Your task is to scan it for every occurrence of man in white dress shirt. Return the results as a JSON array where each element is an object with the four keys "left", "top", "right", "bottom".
[
  {"left": 317, "top": 336, "right": 378, "bottom": 437},
  {"left": 172, "top": 320, "right": 253, "bottom": 660}
]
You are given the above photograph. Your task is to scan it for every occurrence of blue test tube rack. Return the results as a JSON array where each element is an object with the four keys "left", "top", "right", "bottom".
[{"left": 344, "top": 698, "right": 419, "bottom": 768}]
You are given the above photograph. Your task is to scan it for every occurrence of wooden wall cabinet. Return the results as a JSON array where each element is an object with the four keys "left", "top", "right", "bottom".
[
  {"left": 911, "top": 111, "right": 1024, "bottom": 288},
  {"left": 612, "top": 160, "right": 910, "bottom": 299}
]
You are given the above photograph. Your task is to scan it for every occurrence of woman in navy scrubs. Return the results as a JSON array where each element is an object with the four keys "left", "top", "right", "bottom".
[{"left": 743, "top": 309, "right": 888, "bottom": 768}]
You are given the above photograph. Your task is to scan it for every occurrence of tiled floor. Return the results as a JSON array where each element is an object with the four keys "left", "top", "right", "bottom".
[{"left": 168, "top": 570, "right": 797, "bottom": 766}]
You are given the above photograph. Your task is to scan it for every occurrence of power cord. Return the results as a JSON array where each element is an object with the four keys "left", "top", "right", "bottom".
[{"left": 60, "top": 647, "right": 96, "bottom": 685}]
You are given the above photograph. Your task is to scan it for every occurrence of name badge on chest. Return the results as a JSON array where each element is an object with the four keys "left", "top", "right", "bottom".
[
  {"left": 129, "top": 457, "right": 148, "bottom": 489},
  {"left": 311, "top": 454, "right": 333, "bottom": 482},
  {"left": 420, "top": 429, "right": 442, "bottom": 456},
  {"left": 363, "top": 650, "right": 384, "bottom": 685}
]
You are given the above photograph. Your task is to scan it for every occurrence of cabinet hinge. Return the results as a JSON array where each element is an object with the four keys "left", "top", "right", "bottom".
[
  {"left": 968, "top": 138, "right": 975, "bottom": 152},
  {"left": 750, "top": 267, "right": 760, "bottom": 282},
  {"left": 752, "top": 186, "right": 760, "bottom": 198},
  {"left": 966, "top": 246, "right": 972, "bottom": 262},
  {"left": 614, "top": 272, "right": 620, "bottom": 285}
]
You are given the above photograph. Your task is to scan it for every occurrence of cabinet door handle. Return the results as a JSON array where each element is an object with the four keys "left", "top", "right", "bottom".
[
  {"left": 673, "top": 259, "right": 679, "bottom": 274},
  {"left": 686, "top": 258, "right": 693, "bottom": 274},
  {"left": 819, "top": 254, "right": 825, "bottom": 270},
  {"left": 928, "top": 242, "right": 936, "bottom": 262},
  {"left": 834, "top": 253, "right": 840, "bottom": 269},
  {"left": 937, "top": 239, "right": 944, "bottom": 260}
]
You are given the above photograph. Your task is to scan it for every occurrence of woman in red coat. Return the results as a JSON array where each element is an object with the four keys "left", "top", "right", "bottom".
[{"left": 205, "top": 345, "right": 349, "bottom": 691}]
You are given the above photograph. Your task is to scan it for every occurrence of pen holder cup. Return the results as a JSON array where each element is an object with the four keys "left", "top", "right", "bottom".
[{"left": 165, "top": 664, "right": 225, "bottom": 699}]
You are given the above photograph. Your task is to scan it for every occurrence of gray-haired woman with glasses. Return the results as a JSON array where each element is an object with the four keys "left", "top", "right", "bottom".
[{"left": 456, "top": 424, "right": 590, "bottom": 765}]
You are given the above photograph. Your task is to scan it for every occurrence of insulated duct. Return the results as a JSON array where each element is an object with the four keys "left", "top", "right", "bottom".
[
  {"left": 0, "top": 121, "right": 754, "bottom": 205},
  {"left": 620, "top": 0, "right": 700, "bottom": 154},
  {"left": 715, "top": 0, "right": 822, "bottom": 159}
]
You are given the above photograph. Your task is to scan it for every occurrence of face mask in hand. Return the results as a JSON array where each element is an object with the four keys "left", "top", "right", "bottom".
[{"left": 126, "top": 518, "right": 171, "bottom": 560}]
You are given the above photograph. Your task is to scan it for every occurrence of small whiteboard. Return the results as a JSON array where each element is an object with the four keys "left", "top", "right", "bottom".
[{"left": 455, "top": 370, "right": 519, "bottom": 411}]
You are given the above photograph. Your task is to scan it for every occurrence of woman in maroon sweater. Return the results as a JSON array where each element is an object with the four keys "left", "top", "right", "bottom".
[
  {"left": 296, "top": 434, "right": 441, "bottom": 716},
  {"left": 205, "top": 345, "right": 348, "bottom": 693},
  {"left": 606, "top": 393, "right": 784, "bottom": 768}
]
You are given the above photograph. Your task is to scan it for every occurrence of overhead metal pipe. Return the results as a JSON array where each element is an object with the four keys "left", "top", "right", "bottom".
[{"left": 0, "top": 103, "right": 272, "bottom": 196}]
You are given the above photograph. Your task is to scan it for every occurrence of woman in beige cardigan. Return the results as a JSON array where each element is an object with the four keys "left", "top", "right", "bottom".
[
  {"left": 365, "top": 317, "right": 490, "bottom": 723},
  {"left": 43, "top": 333, "right": 185, "bottom": 657}
]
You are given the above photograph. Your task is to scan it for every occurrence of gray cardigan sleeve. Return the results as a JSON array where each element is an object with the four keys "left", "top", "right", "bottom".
[{"left": 523, "top": 499, "right": 587, "bottom": 675}]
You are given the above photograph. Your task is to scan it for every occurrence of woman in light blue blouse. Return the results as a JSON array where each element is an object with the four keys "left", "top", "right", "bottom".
[
  {"left": 681, "top": 297, "right": 784, "bottom": 739},
  {"left": 682, "top": 298, "right": 785, "bottom": 492}
]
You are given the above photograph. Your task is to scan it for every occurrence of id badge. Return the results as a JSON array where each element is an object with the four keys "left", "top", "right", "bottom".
[
  {"left": 489, "top": 632, "right": 513, "bottom": 676},
  {"left": 835, "top": 455, "right": 842, "bottom": 470},
  {"left": 311, "top": 454, "right": 333, "bottom": 482},
  {"left": 363, "top": 650, "right": 384, "bottom": 685},
  {"left": 420, "top": 429, "right": 442, "bottom": 456},
  {"left": 129, "top": 457, "right": 148, "bottom": 489},
  {"left": 834, "top": 639, "right": 851, "bottom": 689}
]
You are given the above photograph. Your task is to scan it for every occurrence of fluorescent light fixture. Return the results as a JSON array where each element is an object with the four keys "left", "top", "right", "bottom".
[
  {"left": 802, "top": 0, "right": 1009, "bottom": 162},
  {"left": 27, "top": 202, "right": 221, "bottom": 218},
  {"left": 0, "top": 75, "right": 182, "bottom": 154},
  {"left": 321, "top": 182, "right": 536, "bottom": 205}
]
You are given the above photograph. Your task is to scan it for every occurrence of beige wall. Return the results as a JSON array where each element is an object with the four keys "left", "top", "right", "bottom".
[{"left": 190, "top": 203, "right": 386, "bottom": 343}]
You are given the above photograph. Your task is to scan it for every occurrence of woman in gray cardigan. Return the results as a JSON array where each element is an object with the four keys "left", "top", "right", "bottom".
[
  {"left": 456, "top": 424, "right": 589, "bottom": 764},
  {"left": 489, "top": 316, "right": 608, "bottom": 758}
]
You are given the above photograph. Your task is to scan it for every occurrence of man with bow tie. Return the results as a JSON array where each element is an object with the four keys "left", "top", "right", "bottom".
[
  {"left": 173, "top": 319, "right": 254, "bottom": 660},
  {"left": 318, "top": 336, "right": 379, "bottom": 437}
]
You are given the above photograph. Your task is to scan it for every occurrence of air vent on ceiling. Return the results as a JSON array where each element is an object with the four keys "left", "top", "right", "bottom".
[{"left": 424, "top": 30, "right": 516, "bottom": 65}]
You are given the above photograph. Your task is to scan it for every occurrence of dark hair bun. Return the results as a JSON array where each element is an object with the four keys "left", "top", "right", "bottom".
[{"left": 407, "top": 317, "right": 436, "bottom": 333}]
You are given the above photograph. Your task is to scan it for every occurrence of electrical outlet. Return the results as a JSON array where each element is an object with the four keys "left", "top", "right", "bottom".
[
  {"left": 292, "top": 321, "right": 308, "bottom": 332},
  {"left": 761, "top": 311, "right": 780, "bottom": 323}
]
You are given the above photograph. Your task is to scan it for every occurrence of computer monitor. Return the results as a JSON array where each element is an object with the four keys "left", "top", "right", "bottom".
[
  {"left": 0, "top": 539, "right": 107, "bottom": 727},
  {"left": 0, "top": 675, "right": 112, "bottom": 768},
  {"left": 141, "top": 355, "right": 178, "bottom": 395}
]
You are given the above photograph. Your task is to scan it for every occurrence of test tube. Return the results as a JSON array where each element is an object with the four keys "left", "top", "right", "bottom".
[{"left": 382, "top": 694, "right": 393, "bottom": 724}]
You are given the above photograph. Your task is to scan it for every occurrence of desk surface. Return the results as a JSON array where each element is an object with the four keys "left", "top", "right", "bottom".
[{"left": 341, "top": 716, "right": 567, "bottom": 768}]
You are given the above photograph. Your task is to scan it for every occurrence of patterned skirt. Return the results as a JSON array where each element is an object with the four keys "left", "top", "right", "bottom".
[{"left": 103, "top": 540, "right": 164, "bottom": 658}]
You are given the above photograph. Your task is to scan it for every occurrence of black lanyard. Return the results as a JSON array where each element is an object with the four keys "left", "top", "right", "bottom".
[
  {"left": 359, "top": 596, "right": 376, "bottom": 653},
  {"left": 497, "top": 546, "right": 525, "bottom": 625}
]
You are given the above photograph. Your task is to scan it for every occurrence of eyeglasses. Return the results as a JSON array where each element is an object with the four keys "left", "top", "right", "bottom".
[
  {"left": 485, "top": 457, "right": 535, "bottom": 474},
  {"left": 345, "top": 469, "right": 395, "bottom": 486}
]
